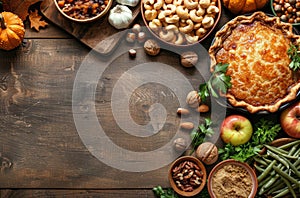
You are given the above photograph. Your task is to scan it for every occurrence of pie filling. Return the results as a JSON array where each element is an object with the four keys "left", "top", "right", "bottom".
[{"left": 209, "top": 12, "right": 300, "bottom": 113}]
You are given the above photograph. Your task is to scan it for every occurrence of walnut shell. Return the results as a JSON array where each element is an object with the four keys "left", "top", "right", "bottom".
[
  {"left": 195, "top": 142, "right": 218, "bottom": 165},
  {"left": 144, "top": 39, "right": 160, "bottom": 56},
  {"left": 180, "top": 51, "right": 198, "bottom": 67}
]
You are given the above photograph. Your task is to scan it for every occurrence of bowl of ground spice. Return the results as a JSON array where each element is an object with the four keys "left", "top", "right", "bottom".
[
  {"left": 54, "top": 0, "right": 113, "bottom": 23},
  {"left": 207, "top": 159, "right": 258, "bottom": 198}
]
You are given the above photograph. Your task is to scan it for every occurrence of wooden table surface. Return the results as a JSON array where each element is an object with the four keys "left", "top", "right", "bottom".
[{"left": 0, "top": 2, "right": 298, "bottom": 198}]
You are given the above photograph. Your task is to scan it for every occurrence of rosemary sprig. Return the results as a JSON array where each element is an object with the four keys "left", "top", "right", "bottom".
[
  {"left": 287, "top": 44, "right": 300, "bottom": 71},
  {"left": 198, "top": 63, "right": 231, "bottom": 102}
]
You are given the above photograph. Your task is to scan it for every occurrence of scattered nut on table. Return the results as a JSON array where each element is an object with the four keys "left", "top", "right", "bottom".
[
  {"left": 180, "top": 122, "right": 194, "bottom": 130},
  {"left": 177, "top": 107, "right": 190, "bottom": 116},
  {"left": 128, "top": 49, "right": 137, "bottom": 58},
  {"left": 144, "top": 39, "right": 161, "bottom": 56},
  {"left": 173, "top": 137, "right": 188, "bottom": 152},
  {"left": 186, "top": 90, "right": 201, "bottom": 108},
  {"left": 195, "top": 142, "right": 218, "bottom": 165},
  {"left": 126, "top": 32, "right": 136, "bottom": 43},
  {"left": 180, "top": 51, "right": 198, "bottom": 67},
  {"left": 196, "top": 104, "right": 210, "bottom": 113}
]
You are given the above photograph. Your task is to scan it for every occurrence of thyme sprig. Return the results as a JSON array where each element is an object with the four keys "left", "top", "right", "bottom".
[{"left": 198, "top": 63, "right": 231, "bottom": 102}]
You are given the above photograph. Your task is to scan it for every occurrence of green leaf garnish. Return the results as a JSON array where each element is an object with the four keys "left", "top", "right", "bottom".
[
  {"left": 198, "top": 63, "right": 231, "bottom": 102},
  {"left": 287, "top": 44, "right": 300, "bottom": 71},
  {"left": 219, "top": 119, "right": 281, "bottom": 163}
]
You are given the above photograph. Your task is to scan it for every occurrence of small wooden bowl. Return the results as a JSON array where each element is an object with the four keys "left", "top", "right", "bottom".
[
  {"left": 168, "top": 156, "right": 207, "bottom": 197},
  {"left": 54, "top": 0, "right": 113, "bottom": 23},
  {"left": 207, "top": 159, "right": 258, "bottom": 198},
  {"left": 270, "top": 0, "right": 300, "bottom": 26},
  {"left": 141, "top": 0, "right": 222, "bottom": 47}
]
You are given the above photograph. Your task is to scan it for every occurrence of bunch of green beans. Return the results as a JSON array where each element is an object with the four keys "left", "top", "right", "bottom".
[{"left": 254, "top": 139, "right": 300, "bottom": 198}]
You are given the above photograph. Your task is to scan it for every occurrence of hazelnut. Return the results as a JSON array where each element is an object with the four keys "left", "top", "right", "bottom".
[
  {"left": 126, "top": 32, "right": 136, "bottom": 43},
  {"left": 196, "top": 104, "right": 210, "bottom": 113},
  {"left": 180, "top": 122, "right": 195, "bottom": 130},
  {"left": 144, "top": 39, "right": 160, "bottom": 56},
  {"left": 180, "top": 51, "right": 198, "bottom": 68},
  {"left": 195, "top": 142, "right": 218, "bottom": 165},
  {"left": 186, "top": 90, "right": 201, "bottom": 108},
  {"left": 128, "top": 49, "right": 137, "bottom": 58},
  {"left": 137, "top": 32, "right": 147, "bottom": 43},
  {"left": 173, "top": 138, "right": 187, "bottom": 152},
  {"left": 132, "top": 23, "right": 142, "bottom": 34}
]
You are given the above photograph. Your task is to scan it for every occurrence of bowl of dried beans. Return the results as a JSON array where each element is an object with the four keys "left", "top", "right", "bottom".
[{"left": 54, "top": 0, "right": 113, "bottom": 22}]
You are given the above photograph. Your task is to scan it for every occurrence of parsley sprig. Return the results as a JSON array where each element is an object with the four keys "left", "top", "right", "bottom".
[
  {"left": 219, "top": 119, "right": 281, "bottom": 163},
  {"left": 287, "top": 44, "right": 300, "bottom": 71},
  {"left": 190, "top": 118, "right": 215, "bottom": 153},
  {"left": 198, "top": 63, "right": 231, "bottom": 102}
]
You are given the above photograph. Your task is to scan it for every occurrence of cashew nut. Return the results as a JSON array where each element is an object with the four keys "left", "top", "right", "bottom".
[
  {"left": 165, "top": 14, "right": 180, "bottom": 23},
  {"left": 184, "top": 0, "right": 198, "bottom": 9},
  {"left": 179, "top": 19, "right": 194, "bottom": 34},
  {"left": 165, "top": 24, "right": 179, "bottom": 33},
  {"left": 196, "top": 5, "right": 206, "bottom": 16},
  {"left": 145, "top": 10, "right": 158, "bottom": 21},
  {"left": 154, "top": 0, "right": 164, "bottom": 10},
  {"left": 207, "top": 5, "right": 219, "bottom": 15},
  {"left": 185, "top": 33, "right": 199, "bottom": 44},
  {"left": 173, "top": 0, "right": 183, "bottom": 6},
  {"left": 202, "top": 16, "right": 214, "bottom": 29},
  {"left": 173, "top": 33, "right": 185, "bottom": 45},
  {"left": 149, "top": 19, "right": 162, "bottom": 32},
  {"left": 143, "top": 0, "right": 155, "bottom": 10},
  {"left": 159, "top": 30, "right": 176, "bottom": 42},
  {"left": 165, "top": 0, "right": 173, "bottom": 3},
  {"left": 195, "top": 27, "right": 207, "bottom": 37},
  {"left": 190, "top": 9, "right": 203, "bottom": 23},
  {"left": 158, "top": 10, "right": 173, "bottom": 20},
  {"left": 163, "top": 4, "right": 177, "bottom": 13},
  {"left": 194, "top": 22, "right": 202, "bottom": 30},
  {"left": 176, "top": 6, "right": 189, "bottom": 20},
  {"left": 199, "top": 0, "right": 211, "bottom": 9}
]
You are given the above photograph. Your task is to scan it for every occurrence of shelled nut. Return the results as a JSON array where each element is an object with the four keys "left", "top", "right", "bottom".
[
  {"left": 180, "top": 122, "right": 194, "bottom": 130},
  {"left": 196, "top": 104, "right": 210, "bottom": 113},
  {"left": 177, "top": 108, "right": 190, "bottom": 116}
]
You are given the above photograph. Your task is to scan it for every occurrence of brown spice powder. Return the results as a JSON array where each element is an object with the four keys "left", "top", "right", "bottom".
[{"left": 212, "top": 164, "right": 253, "bottom": 198}]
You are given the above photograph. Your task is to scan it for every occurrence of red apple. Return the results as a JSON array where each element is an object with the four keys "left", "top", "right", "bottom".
[
  {"left": 280, "top": 101, "right": 300, "bottom": 138},
  {"left": 220, "top": 115, "right": 253, "bottom": 146}
]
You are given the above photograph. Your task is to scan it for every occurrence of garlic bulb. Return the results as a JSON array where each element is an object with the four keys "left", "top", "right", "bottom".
[
  {"left": 108, "top": 5, "right": 133, "bottom": 29},
  {"left": 116, "top": 0, "right": 140, "bottom": 7}
]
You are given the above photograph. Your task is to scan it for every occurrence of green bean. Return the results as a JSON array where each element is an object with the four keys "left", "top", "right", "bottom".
[
  {"left": 258, "top": 174, "right": 273, "bottom": 188},
  {"left": 267, "top": 150, "right": 289, "bottom": 168},
  {"left": 288, "top": 144, "right": 299, "bottom": 156},
  {"left": 273, "top": 166, "right": 299, "bottom": 186},
  {"left": 285, "top": 158, "right": 300, "bottom": 178},
  {"left": 254, "top": 156, "right": 268, "bottom": 166},
  {"left": 281, "top": 177, "right": 297, "bottom": 198},
  {"left": 272, "top": 185, "right": 288, "bottom": 195},
  {"left": 278, "top": 140, "right": 300, "bottom": 150},
  {"left": 262, "top": 174, "right": 280, "bottom": 190},
  {"left": 293, "top": 147, "right": 300, "bottom": 157},
  {"left": 268, "top": 180, "right": 286, "bottom": 194},
  {"left": 273, "top": 187, "right": 291, "bottom": 198},
  {"left": 265, "top": 144, "right": 298, "bottom": 159},
  {"left": 258, "top": 160, "right": 276, "bottom": 182},
  {"left": 254, "top": 163, "right": 265, "bottom": 173}
]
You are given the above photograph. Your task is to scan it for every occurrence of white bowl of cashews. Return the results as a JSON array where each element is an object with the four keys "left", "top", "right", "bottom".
[{"left": 141, "top": 0, "right": 221, "bottom": 46}]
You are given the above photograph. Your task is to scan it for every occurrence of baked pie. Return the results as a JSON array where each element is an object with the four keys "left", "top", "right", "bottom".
[{"left": 209, "top": 12, "right": 300, "bottom": 113}]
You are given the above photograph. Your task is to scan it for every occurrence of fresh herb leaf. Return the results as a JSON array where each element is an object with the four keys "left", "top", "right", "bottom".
[
  {"left": 287, "top": 44, "right": 300, "bottom": 71},
  {"left": 219, "top": 119, "right": 281, "bottom": 163},
  {"left": 153, "top": 186, "right": 179, "bottom": 198},
  {"left": 190, "top": 118, "right": 215, "bottom": 153},
  {"left": 198, "top": 63, "right": 231, "bottom": 102}
]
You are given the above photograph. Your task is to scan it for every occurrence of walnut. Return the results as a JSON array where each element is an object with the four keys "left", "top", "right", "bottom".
[
  {"left": 180, "top": 51, "right": 198, "bottom": 67},
  {"left": 144, "top": 39, "right": 161, "bottom": 56},
  {"left": 195, "top": 142, "right": 218, "bottom": 165},
  {"left": 186, "top": 90, "right": 201, "bottom": 108}
]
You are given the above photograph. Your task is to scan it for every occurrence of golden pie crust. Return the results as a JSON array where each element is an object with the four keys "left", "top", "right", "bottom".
[{"left": 209, "top": 12, "right": 300, "bottom": 113}]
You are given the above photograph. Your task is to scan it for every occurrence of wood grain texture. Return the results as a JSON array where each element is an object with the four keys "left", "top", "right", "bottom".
[{"left": 0, "top": 38, "right": 211, "bottom": 189}]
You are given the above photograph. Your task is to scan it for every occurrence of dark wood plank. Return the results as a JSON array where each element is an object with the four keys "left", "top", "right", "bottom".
[
  {"left": 0, "top": 189, "right": 155, "bottom": 198},
  {"left": 0, "top": 38, "right": 211, "bottom": 188}
]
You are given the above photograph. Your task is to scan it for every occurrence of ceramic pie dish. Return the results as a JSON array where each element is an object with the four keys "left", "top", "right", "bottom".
[{"left": 209, "top": 11, "right": 300, "bottom": 114}]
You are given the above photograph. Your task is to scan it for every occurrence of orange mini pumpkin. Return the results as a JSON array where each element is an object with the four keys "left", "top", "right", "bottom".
[
  {"left": 222, "top": 0, "right": 269, "bottom": 14},
  {"left": 0, "top": 12, "right": 25, "bottom": 51}
]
